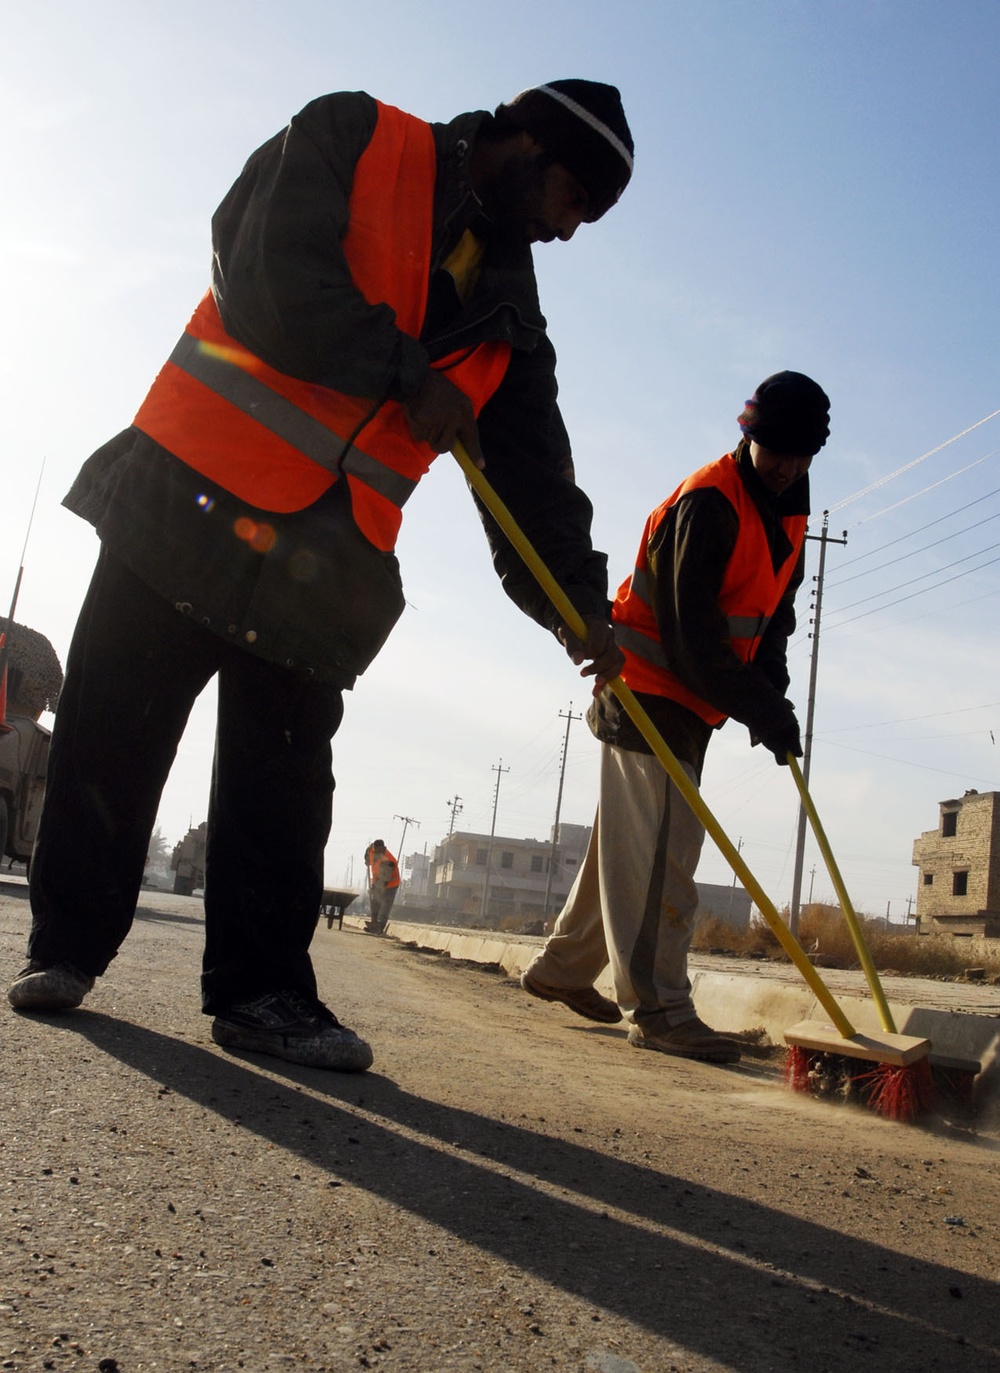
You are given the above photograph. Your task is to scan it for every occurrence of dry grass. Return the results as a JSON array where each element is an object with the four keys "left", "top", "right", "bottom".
[{"left": 693, "top": 903, "right": 1000, "bottom": 981}]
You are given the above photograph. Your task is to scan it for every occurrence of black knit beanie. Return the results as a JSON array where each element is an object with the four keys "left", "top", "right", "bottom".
[
  {"left": 496, "top": 79, "right": 634, "bottom": 220},
  {"left": 738, "top": 371, "right": 831, "bottom": 457}
]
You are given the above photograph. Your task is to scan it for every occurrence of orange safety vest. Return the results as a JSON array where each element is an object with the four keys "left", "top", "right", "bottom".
[
  {"left": 132, "top": 102, "right": 512, "bottom": 552},
  {"left": 613, "top": 452, "right": 807, "bottom": 726},
  {"left": 368, "top": 848, "right": 400, "bottom": 888}
]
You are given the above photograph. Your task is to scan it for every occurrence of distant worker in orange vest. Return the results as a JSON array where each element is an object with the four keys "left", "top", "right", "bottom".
[
  {"left": 8, "top": 81, "right": 634, "bottom": 1074},
  {"left": 522, "top": 373, "right": 830, "bottom": 1065},
  {"left": 364, "top": 840, "right": 400, "bottom": 935}
]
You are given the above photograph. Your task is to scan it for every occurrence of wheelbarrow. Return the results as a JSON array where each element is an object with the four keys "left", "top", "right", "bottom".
[{"left": 320, "top": 888, "right": 359, "bottom": 930}]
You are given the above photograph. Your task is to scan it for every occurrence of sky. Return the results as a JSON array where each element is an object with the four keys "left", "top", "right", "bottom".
[{"left": 2, "top": 0, "right": 999, "bottom": 919}]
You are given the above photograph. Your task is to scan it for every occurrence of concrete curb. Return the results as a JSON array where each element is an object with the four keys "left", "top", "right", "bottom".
[{"left": 355, "top": 918, "right": 1000, "bottom": 1076}]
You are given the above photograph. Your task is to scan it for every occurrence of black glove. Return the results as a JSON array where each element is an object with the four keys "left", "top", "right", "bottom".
[{"left": 758, "top": 715, "right": 802, "bottom": 767}]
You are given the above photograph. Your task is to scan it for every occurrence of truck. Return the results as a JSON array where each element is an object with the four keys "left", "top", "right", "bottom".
[
  {"left": 171, "top": 821, "right": 208, "bottom": 896},
  {"left": 0, "top": 620, "right": 63, "bottom": 870},
  {"left": 0, "top": 711, "right": 51, "bottom": 868}
]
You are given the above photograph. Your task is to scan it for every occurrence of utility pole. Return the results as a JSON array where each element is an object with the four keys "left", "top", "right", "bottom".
[
  {"left": 394, "top": 813, "right": 419, "bottom": 857},
  {"left": 445, "top": 795, "right": 464, "bottom": 837},
  {"left": 479, "top": 759, "right": 509, "bottom": 923},
  {"left": 726, "top": 837, "right": 744, "bottom": 919},
  {"left": 1, "top": 461, "right": 45, "bottom": 733},
  {"left": 543, "top": 703, "right": 581, "bottom": 920},
  {"left": 789, "top": 512, "right": 847, "bottom": 936},
  {"left": 808, "top": 865, "right": 816, "bottom": 905}
]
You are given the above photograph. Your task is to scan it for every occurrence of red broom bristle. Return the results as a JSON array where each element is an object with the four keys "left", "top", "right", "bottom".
[
  {"left": 857, "top": 1058, "right": 935, "bottom": 1123},
  {"left": 784, "top": 1045, "right": 814, "bottom": 1092},
  {"left": 784, "top": 1048, "right": 936, "bottom": 1123}
]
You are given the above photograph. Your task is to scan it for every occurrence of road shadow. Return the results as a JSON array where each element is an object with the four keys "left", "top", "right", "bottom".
[
  {"left": 50, "top": 1010, "right": 999, "bottom": 1372},
  {"left": 133, "top": 902, "right": 205, "bottom": 928}
]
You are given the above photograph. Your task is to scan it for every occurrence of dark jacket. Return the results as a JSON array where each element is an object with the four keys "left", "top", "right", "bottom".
[
  {"left": 589, "top": 441, "right": 807, "bottom": 775},
  {"left": 65, "top": 92, "right": 609, "bottom": 687}
]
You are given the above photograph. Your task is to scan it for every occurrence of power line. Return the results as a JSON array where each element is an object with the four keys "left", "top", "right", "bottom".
[
  {"left": 841, "top": 450, "right": 999, "bottom": 530},
  {"left": 828, "top": 502, "right": 1000, "bottom": 588},
  {"left": 818, "top": 699, "right": 1000, "bottom": 734},
  {"left": 833, "top": 478, "right": 1000, "bottom": 574},
  {"left": 826, "top": 548, "right": 1000, "bottom": 627},
  {"left": 819, "top": 575, "right": 1000, "bottom": 642},
  {"left": 827, "top": 538, "right": 1000, "bottom": 616},
  {"left": 820, "top": 738, "right": 998, "bottom": 786},
  {"left": 826, "top": 407, "right": 1000, "bottom": 516}
]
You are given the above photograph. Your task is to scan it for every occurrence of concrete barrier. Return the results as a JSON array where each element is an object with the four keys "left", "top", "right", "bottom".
[{"left": 371, "top": 919, "right": 999, "bottom": 1084}]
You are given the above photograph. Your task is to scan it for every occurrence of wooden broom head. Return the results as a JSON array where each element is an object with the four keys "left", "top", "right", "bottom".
[{"left": 783, "top": 1020, "right": 931, "bottom": 1067}]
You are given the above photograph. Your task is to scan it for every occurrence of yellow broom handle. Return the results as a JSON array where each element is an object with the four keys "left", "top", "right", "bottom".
[
  {"left": 453, "top": 442, "right": 855, "bottom": 1038},
  {"left": 786, "top": 755, "right": 896, "bottom": 1033}
]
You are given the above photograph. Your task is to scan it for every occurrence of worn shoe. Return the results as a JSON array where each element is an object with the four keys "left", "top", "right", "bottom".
[
  {"left": 8, "top": 962, "right": 95, "bottom": 1012},
  {"left": 211, "top": 989, "right": 373, "bottom": 1072},
  {"left": 520, "top": 969, "right": 622, "bottom": 1024},
  {"left": 628, "top": 1016, "right": 741, "bottom": 1065}
]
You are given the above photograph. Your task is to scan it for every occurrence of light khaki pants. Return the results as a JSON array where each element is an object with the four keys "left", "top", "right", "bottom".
[{"left": 526, "top": 743, "right": 706, "bottom": 1027}]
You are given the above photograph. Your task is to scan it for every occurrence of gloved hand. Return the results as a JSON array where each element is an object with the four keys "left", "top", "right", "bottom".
[{"left": 758, "top": 714, "right": 802, "bottom": 767}]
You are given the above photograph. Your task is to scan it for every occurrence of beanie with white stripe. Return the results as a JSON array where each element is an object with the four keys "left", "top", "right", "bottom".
[{"left": 497, "top": 79, "right": 634, "bottom": 220}]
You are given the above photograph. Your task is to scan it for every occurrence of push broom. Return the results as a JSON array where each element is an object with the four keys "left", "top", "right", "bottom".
[
  {"left": 787, "top": 758, "right": 976, "bottom": 1116},
  {"left": 453, "top": 441, "right": 932, "bottom": 1121}
]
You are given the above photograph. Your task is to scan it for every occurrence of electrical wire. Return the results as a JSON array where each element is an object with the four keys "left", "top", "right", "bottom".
[
  {"left": 821, "top": 576, "right": 1000, "bottom": 641},
  {"left": 828, "top": 502, "right": 1000, "bottom": 588},
  {"left": 826, "top": 549, "right": 1000, "bottom": 626},
  {"left": 826, "top": 407, "right": 1000, "bottom": 516},
  {"left": 826, "top": 539, "right": 1000, "bottom": 616},
  {"left": 819, "top": 699, "right": 1000, "bottom": 733},
  {"left": 819, "top": 737, "right": 998, "bottom": 786},
  {"left": 838, "top": 450, "right": 998, "bottom": 531}
]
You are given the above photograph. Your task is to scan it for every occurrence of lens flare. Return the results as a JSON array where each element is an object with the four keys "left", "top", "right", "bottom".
[{"left": 233, "top": 516, "right": 276, "bottom": 553}]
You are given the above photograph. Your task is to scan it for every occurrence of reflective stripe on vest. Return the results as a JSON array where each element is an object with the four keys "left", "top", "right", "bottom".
[
  {"left": 132, "top": 101, "right": 512, "bottom": 551},
  {"left": 613, "top": 452, "right": 806, "bottom": 726},
  {"left": 165, "top": 329, "right": 418, "bottom": 509},
  {"left": 628, "top": 566, "right": 772, "bottom": 645}
]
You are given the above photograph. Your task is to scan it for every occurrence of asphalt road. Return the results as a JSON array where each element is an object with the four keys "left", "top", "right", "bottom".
[{"left": 3, "top": 888, "right": 1000, "bottom": 1372}]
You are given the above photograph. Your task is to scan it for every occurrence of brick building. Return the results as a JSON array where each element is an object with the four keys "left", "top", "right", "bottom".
[{"left": 911, "top": 789, "right": 1000, "bottom": 937}]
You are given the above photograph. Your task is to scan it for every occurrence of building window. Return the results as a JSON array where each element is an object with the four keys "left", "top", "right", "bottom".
[
  {"left": 530, "top": 855, "right": 544, "bottom": 873},
  {"left": 500, "top": 851, "right": 514, "bottom": 869},
  {"left": 475, "top": 848, "right": 487, "bottom": 866},
  {"left": 942, "top": 811, "right": 958, "bottom": 837},
  {"left": 923, "top": 872, "right": 933, "bottom": 886},
  {"left": 952, "top": 870, "right": 969, "bottom": 897}
]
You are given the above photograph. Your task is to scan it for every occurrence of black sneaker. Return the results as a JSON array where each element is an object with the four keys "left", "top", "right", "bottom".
[
  {"left": 211, "top": 989, "right": 373, "bottom": 1072},
  {"left": 8, "top": 962, "right": 95, "bottom": 1012}
]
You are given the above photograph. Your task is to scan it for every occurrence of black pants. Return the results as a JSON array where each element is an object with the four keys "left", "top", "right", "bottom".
[{"left": 28, "top": 550, "right": 344, "bottom": 1013}]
